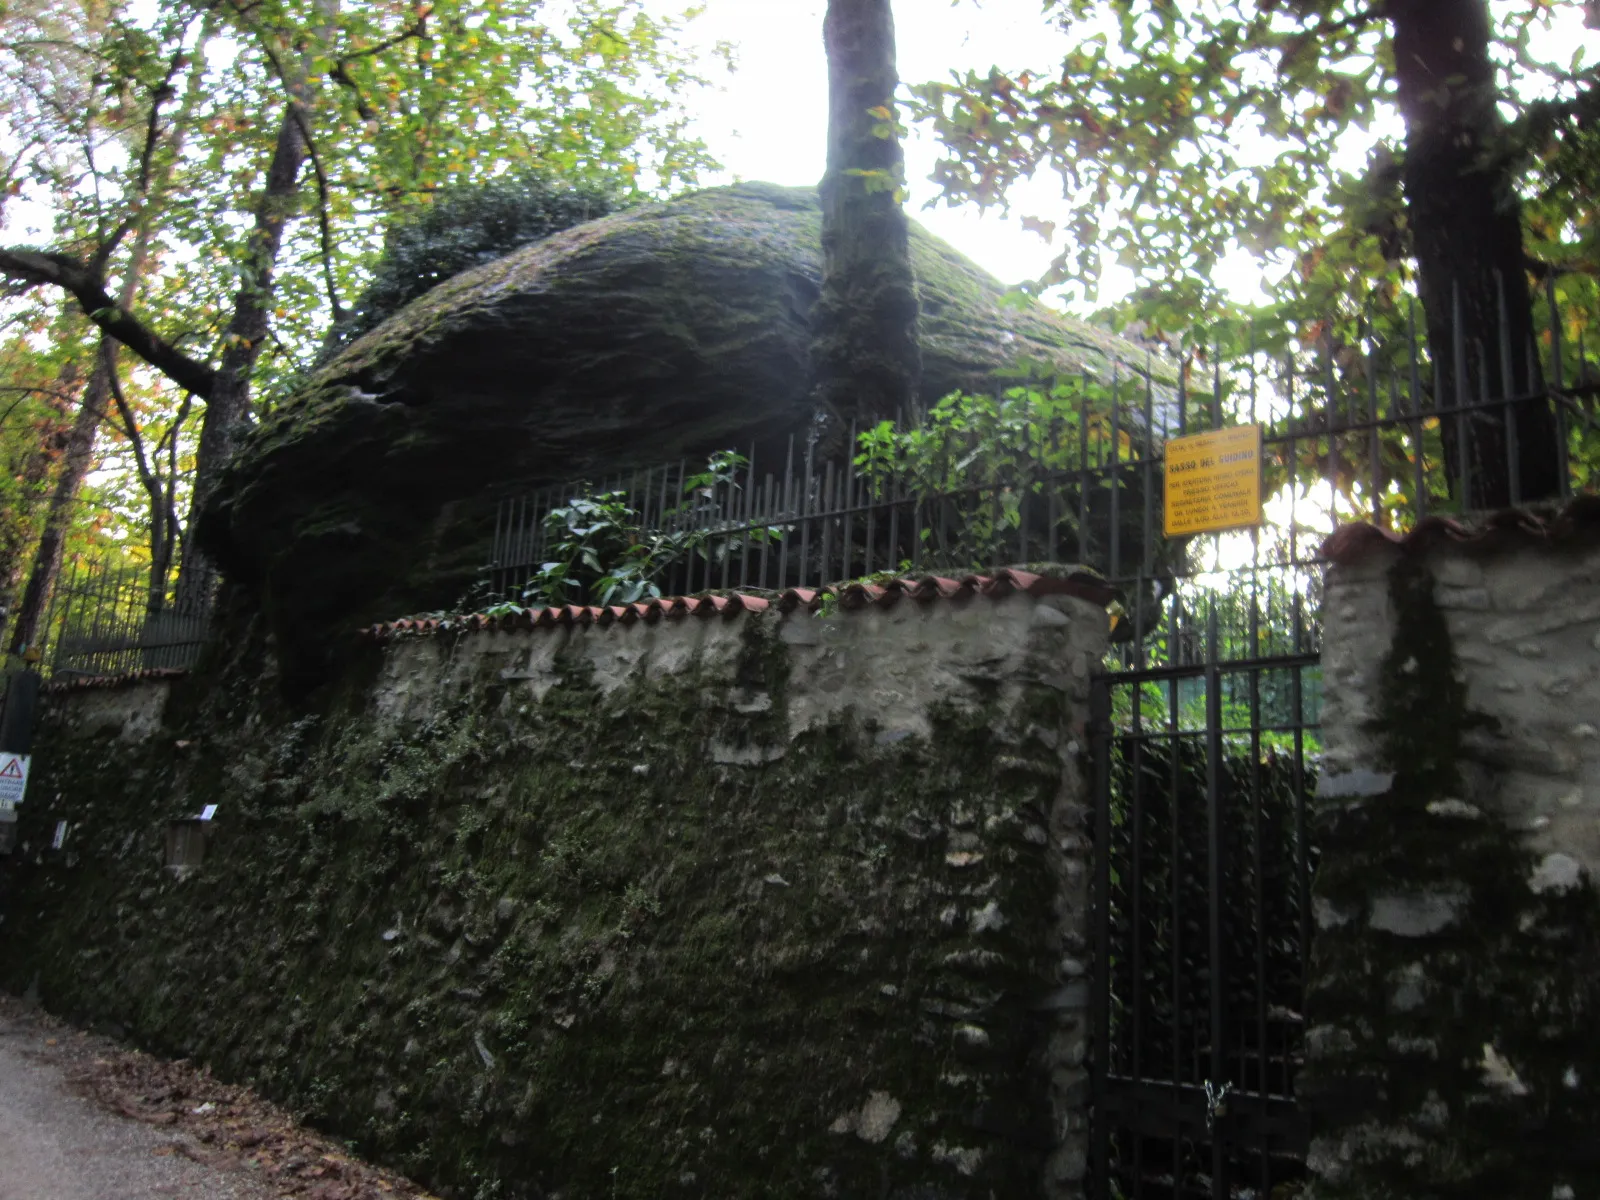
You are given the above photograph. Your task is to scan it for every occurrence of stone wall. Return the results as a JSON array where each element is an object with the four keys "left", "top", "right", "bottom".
[
  {"left": 1305, "top": 525, "right": 1600, "bottom": 1197},
  {"left": 0, "top": 579, "right": 1106, "bottom": 1200}
]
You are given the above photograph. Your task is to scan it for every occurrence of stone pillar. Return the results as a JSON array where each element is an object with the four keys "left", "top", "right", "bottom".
[
  {"left": 1305, "top": 532, "right": 1600, "bottom": 1198},
  {"left": 1028, "top": 594, "right": 1102, "bottom": 1198}
]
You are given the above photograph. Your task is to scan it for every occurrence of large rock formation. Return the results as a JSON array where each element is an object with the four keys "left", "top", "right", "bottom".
[{"left": 204, "top": 182, "right": 1152, "bottom": 682}]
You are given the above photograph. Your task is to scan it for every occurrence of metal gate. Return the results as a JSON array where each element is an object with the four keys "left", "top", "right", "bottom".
[
  {"left": 1088, "top": 637, "right": 1321, "bottom": 1199},
  {"left": 463, "top": 282, "right": 1586, "bottom": 1196}
]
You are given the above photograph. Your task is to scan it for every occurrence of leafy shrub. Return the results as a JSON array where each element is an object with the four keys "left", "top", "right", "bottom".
[
  {"left": 491, "top": 451, "right": 774, "bottom": 608},
  {"left": 325, "top": 170, "right": 626, "bottom": 351},
  {"left": 852, "top": 370, "right": 1178, "bottom": 588}
]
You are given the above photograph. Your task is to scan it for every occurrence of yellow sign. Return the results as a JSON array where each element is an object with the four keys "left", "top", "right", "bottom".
[{"left": 1163, "top": 424, "right": 1263, "bottom": 537}]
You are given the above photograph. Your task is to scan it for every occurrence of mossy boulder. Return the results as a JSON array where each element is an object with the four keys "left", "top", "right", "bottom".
[{"left": 203, "top": 182, "right": 1150, "bottom": 683}]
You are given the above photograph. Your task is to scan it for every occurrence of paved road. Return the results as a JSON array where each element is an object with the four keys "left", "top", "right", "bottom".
[{"left": 0, "top": 1006, "right": 278, "bottom": 1200}]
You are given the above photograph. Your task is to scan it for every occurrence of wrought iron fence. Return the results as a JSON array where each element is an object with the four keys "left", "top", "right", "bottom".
[
  {"left": 1091, "top": 646, "right": 1321, "bottom": 1199},
  {"left": 42, "top": 559, "right": 210, "bottom": 679},
  {"left": 488, "top": 290, "right": 1597, "bottom": 672}
]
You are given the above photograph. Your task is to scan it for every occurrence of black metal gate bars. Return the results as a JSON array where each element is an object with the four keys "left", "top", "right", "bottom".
[{"left": 1089, "top": 618, "right": 1322, "bottom": 1200}]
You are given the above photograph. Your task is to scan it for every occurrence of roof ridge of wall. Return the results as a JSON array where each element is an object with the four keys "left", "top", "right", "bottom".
[
  {"left": 361, "top": 567, "right": 1117, "bottom": 643},
  {"left": 1323, "top": 496, "right": 1600, "bottom": 566}
]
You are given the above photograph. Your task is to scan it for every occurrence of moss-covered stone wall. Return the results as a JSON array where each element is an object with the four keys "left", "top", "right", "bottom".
[
  {"left": 1305, "top": 538, "right": 1600, "bottom": 1198},
  {"left": 0, "top": 588, "right": 1106, "bottom": 1200}
]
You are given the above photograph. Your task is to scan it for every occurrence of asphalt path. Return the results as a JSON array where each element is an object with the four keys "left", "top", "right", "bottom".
[{"left": 0, "top": 1004, "right": 278, "bottom": 1200}]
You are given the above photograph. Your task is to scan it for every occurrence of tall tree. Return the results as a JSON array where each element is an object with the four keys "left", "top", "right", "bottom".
[
  {"left": 177, "top": 0, "right": 333, "bottom": 600},
  {"left": 811, "top": 0, "right": 920, "bottom": 430},
  {"left": 1, "top": 6, "right": 207, "bottom": 652},
  {"left": 911, "top": 0, "right": 1600, "bottom": 507},
  {"left": 102, "top": 349, "right": 194, "bottom": 618},
  {"left": 1391, "top": 0, "right": 1559, "bottom": 506},
  {"left": 6, "top": 346, "right": 112, "bottom": 658}
]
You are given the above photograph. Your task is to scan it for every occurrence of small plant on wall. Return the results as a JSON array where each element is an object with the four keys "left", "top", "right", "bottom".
[
  {"left": 852, "top": 366, "right": 1176, "bottom": 585},
  {"left": 501, "top": 451, "right": 777, "bottom": 608}
]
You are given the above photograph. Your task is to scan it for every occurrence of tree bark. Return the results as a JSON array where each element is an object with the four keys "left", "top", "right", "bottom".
[
  {"left": 178, "top": 98, "right": 309, "bottom": 601},
  {"left": 0, "top": 359, "right": 80, "bottom": 642},
  {"left": 1390, "top": 0, "right": 1561, "bottom": 508},
  {"left": 811, "top": 0, "right": 920, "bottom": 431},
  {"left": 6, "top": 351, "right": 112, "bottom": 658}
]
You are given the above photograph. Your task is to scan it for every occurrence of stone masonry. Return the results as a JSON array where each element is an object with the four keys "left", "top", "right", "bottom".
[
  {"left": 1305, "top": 522, "right": 1600, "bottom": 1197},
  {"left": 3, "top": 578, "right": 1108, "bottom": 1200}
]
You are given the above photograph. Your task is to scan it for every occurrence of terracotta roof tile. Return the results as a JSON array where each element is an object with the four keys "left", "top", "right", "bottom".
[
  {"left": 1322, "top": 496, "right": 1600, "bottom": 566},
  {"left": 777, "top": 588, "right": 818, "bottom": 614},
  {"left": 360, "top": 568, "right": 1114, "bottom": 644},
  {"left": 43, "top": 666, "right": 189, "bottom": 694}
]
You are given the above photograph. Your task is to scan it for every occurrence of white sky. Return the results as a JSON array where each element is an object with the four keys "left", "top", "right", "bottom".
[
  {"left": 667, "top": 0, "right": 1600, "bottom": 312},
  {"left": 10, "top": 0, "right": 1597, "bottom": 316},
  {"left": 674, "top": 0, "right": 1101, "bottom": 298}
]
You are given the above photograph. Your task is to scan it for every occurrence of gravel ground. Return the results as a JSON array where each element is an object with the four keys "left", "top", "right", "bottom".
[{"left": 0, "top": 995, "right": 435, "bottom": 1200}]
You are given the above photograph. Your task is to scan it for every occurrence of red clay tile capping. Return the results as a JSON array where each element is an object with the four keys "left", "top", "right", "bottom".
[
  {"left": 1321, "top": 496, "right": 1600, "bottom": 567},
  {"left": 42, "top": 666, "right": 189, "bottom": 694},
  {"left": 360, "top": 567, "right": 1116, "bottom": 644}
]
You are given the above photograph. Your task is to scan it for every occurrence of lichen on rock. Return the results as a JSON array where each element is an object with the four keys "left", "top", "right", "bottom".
[{"left": 1305, "top": 548, "right": 1600, "bottom": 1198}]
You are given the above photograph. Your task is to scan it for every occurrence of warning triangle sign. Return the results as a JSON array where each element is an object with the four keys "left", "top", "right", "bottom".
[{"left": 0, "top": 758, "right": 21, "bottom": 780}]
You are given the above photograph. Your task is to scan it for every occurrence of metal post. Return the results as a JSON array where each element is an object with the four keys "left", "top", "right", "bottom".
[
  {"left": 1110, "top": 362, "right": 1123, "bottom": 581},
  {"left": 1090, "top": 678, "right": 1114, "bottom": 1200},
  {"left": 1205, "top": 601, "right": 1228, "bottom": 1192}
]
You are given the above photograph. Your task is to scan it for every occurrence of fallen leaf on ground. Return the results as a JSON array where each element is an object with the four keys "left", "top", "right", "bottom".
[{"left": 0, "top": 995, "right": 439, "bottom": 1200}]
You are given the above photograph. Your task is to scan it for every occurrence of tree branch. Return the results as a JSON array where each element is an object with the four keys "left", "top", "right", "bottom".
[
  {"left": 337, "top": 13, "right": 430, "bottom": 63},
  {"left": 284, "top": 100, "right": 347, "bottom": 323},
  {"left": 92, "top": 16, "right": 205, "bottom": 276},
  {"left": 225, "top": 0, "right": 346, "bottom": 322},
  {"left": 1, "top": 38, "right": 124, "bottom": 66},
  {"left": 1311, "top": 3, "right": 1384, "bottom": 40},
  {"left": 330, "top": 12, "right": 430, "bottom": 121},
  {"left": 0, "top": 393, "right": 47, "bottom": 432},
  {"left": 0, "top": 249, "right": 216, "bottom": 398},
  {"left": 103, "top": 344, "right": 157, "bottom": 490}
]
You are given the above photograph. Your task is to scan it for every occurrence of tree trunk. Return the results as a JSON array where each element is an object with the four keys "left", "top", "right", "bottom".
[
  {"left": 1391, "top": 0, "right": 1561, "bottom": 508},
  {"left": 6, "top": 353, "right": 112, "bottom": 658},
  {"left": 811, "top": 0, "right": 920, "bottom": 432},
  {"left": 0, "top": 359, "right": 80, "bottom": 643},
  {"left": 178, "top": 98, "right": 309, "bottom": 602},
  {"left": 5, "top": 214, "right": 159, "bottom": 661}
]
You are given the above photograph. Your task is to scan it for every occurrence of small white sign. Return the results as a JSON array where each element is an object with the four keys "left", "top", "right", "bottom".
[
  {"left": 199, "top": 804, "right": 217, "bottom": 821},
  {"left": 51, "top": 820, "right": 67, "bottom": 850},
  {"left": 0, "top": 754, "right": 28, "bottom": 807}
]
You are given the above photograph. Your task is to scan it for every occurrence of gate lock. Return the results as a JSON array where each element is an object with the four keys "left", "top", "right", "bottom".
[{"left": 1203, "top": 1080, "right": 1234, "bottom": 1133}]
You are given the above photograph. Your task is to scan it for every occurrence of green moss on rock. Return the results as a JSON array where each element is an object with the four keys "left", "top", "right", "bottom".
[
  {"left": 200, "top": 182, "right": 1164, "bottom": 689},
  {"left": 1302, "top": 556, "right": 1600, "bottom": 1198},
  {"left": 2, "top": 613, "right": 1075, "bottom": 1199}
]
